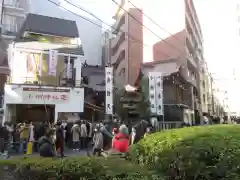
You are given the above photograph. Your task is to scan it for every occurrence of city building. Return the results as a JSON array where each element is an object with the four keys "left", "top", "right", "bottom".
[
  {"left": 3, "top": 13, "right": 85, "bottom": 124},
  {"left": 102, "top": 29, "right": 112, "bottom": 66},
  {"left": 0, "top": 25, "right": 10, "bottom": 110},
  {"left": 199, "top": 60, "right": 212, "bottom": 116},
  {"left": 0, "top": 0, "right": 103, "bottom": 66},
  {"left": 109, "top": 0, "right": 204, "bottom": 123},
  {"left": 141, "top": 59, "right": 194, "bottom": 125},
  {"left": 0, "top": 0, "right": 28, "bottom": 44}
]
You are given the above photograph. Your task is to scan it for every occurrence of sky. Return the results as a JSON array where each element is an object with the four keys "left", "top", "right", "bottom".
[
  {"left": 66, "top": 0, "right": 237, "bottom": 78},
  {"left": 194, "top": 0, "right": 239, "bottom": 112},
  {"left": 62, "top": 0, "right": 239, "bottom": 112}
]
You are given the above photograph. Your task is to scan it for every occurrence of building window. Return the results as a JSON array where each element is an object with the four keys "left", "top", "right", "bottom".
[
  {"left": 2, "top": 14, "right": 24, "bottom": 35},
  {"left": 4, "top": 0, "right": 21, "bottom": 8}
]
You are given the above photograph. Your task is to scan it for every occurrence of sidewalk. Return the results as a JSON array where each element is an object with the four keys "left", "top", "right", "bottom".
[{"left": 5, "top": 148, "right": 89, "bottom": 159}]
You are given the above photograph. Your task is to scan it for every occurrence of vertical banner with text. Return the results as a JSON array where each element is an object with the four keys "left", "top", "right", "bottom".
[
  {"left": 105, "top": 67, "right": 113, "bottom": 115},
  {"left": 155, "top": 73, "right": 163, "bottom": 115},
  {"left": 149, "top": 72, "right": 157, "bottom": 114},
  {"left": 148, "top": 72, "right": 164, "bottom": 115},
  {"left": 48, "top": 50, "right": 58, "bottom": 76}
]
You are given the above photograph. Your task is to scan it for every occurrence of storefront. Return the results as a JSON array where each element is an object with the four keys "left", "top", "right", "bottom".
[{"left": 3, "top": 84, "right": 84, "bottom": 124}]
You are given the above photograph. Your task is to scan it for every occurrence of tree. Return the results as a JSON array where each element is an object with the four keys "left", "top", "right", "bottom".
[{"left": 136, "top": 76, "right": 150, "bottom": 119}]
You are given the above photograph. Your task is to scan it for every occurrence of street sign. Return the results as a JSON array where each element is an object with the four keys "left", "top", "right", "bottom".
[{"left": 105, "top": 67, "right": 113, "bottom": 115}]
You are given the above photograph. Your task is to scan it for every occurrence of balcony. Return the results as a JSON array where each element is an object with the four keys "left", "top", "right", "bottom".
[
  {"left": 186, "top": 31, "right": 195, "bottom": 52},
  {"left": 112, "top": 14, "right": 125, "bottom": 35},
  {"left": 3, "top": 0, "right": 26, "bottom": 13},
  {"left": 2, "top": 24, "right": 18, "bottom": 37},
  {"left": 196, "top": 48, "right": 203, "bottom": 61},
  {"left": 111, "top": 40, "right": 126, "bottom": 66},
  {"left": 111, "top": 32, "right": 125, "bottom": 55},
  {"left": 59, "top": 67, "right": 76, "bottom": 87},
  {"left": 186, "top": 47, "right": 197, "bottom": 68},
  {"left": 185, "top": 0, "right": 202, "bottom": 43},
  {"left": 186, "top": 69, "right": 197, "bottom": 87}
]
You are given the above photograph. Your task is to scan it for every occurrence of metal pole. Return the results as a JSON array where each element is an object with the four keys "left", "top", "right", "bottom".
[{"left": 162, "top": 76, "right": 164, "bottom": 130}]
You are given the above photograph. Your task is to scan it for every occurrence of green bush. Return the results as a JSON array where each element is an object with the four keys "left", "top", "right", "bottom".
[
  {"left": 129, "top": 125, "right": 240, "bottom": 180},
  {"left": 0, "top": 156, "right": 162, "bottom": 180}
]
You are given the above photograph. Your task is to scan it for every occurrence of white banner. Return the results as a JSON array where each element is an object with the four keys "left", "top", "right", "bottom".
[
  {"left": 22, "top": 87, "right": 69, "bottom": 104},
  {"left": 49, "top": 50, "right": 58, "bottom": 76},
  {"left": 67, "top": 54, "right": 71, "bottom": 78},
  {"left": 149, "top": 72, "right": 157, "bottom": 114},
  {"left": 155, "top": 73, "right": 163, "bottom": 115},
  {"left": 105, "top": 67, "right": 113, "bottom": 115}
]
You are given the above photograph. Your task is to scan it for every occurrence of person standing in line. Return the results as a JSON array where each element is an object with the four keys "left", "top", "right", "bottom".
[
  {"left": 55, "top": 121, "right": 65, "bottom": 157},
  {"left": 71, "top": 122, "right": 80, "bottom": 151},
  {"left": 144, "top": 127, "right": 151, "bottom": 138},
  {"left": 92, "top": 125, "right": 103, "bottom": 156},
  {"left": 38, "top": 129, "right": 55, "bottom": 157},
  {"left": 0, "top": 124, "right": 5, "bottom": 154},
  {"left": 130, "top": 127, "right": 136, "bottom": 145},
  {"left": 111, "top": 128, "right": 118, "bottom": 147},
  {"left": 203, "top": 114, "right": 209, "bottom": 125},
  {"left": 19, "top": 123, "right": 29, "bottom": 153},
  {"left": 80, "top": 120, "right": 87, "bottom": 149},
  {"left": 112, "top": 124, "right": 129, "bottom": 153}
]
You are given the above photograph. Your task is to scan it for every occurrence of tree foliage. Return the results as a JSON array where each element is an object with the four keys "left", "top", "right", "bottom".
[
  {"left": 114, "top": 76, "right": 150, "bottom": 119},
  {"left": 136, "top": 76, "right": 150, "bottom": 119}
]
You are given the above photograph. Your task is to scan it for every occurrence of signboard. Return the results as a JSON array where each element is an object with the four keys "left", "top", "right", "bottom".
[
  {"left": 48, "top": 50, "right": 58, "bottom": 76},
  {"left": 148, "top": 72, "right": 164, "bottom": 115},
  {"left": 149, "top": 72, "right": 157, "bottom": 114},
  {"left": 105, "top": 67, "right": 113, "bottom": 115},
  {"left": 155, "top": 73, "right": 163, "bottom": 115},
  {"left": 22, "top": 87, "right": 69, "bottom": 104}
]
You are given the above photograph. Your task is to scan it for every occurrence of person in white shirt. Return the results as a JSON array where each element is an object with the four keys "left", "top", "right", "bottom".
[
  {"left": 80, "top": 120, "right": 87, "bottom": 149},
  {"left": 203, "top": 115, "right": 209, "bottom": 125}
]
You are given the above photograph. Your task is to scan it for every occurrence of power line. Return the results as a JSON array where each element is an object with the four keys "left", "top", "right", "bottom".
[
  {"left": 48, "top": 0, "right": 170, "bottom": 58},
  {"left": 128, "top": 0, "right": 183, "bottom": 44},
  {"left": 111, "top": 0, "right": 185, "bottom": 54}
]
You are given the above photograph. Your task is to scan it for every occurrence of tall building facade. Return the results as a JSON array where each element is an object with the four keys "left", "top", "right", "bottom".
[
  {"left": 110, "top": 0, "right": 204, "bottom": 120},
  {"left": 0, "top": 0, "right": 29, "bottom": 44},
  {"left": 110, "top": 0, "right": 203, "bottom": 83}
]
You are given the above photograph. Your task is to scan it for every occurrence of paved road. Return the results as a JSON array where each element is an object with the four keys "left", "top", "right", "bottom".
[{"left": 2, "top": 148, "right": 90, "bottom": 159}]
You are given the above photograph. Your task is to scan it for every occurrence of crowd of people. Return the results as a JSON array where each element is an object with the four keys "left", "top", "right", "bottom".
[{"left": 0, "top": 119, "right": 154, "bottom": 158}]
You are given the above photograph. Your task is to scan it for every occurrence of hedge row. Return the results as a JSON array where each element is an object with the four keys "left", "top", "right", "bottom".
[
  {"left": 128, "top": 125, "right": 240, "bottom": 180},
  {"left": 0, "top": 156, "right": 162, "bottom": 180}
]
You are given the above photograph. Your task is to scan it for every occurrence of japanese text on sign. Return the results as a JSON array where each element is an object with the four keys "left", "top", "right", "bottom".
[
  {"left": 26, "top": 94, "right": 68, "bottom": 101},
  {"left": 22, "top": 87, "right": 70, "bottom": 104}
]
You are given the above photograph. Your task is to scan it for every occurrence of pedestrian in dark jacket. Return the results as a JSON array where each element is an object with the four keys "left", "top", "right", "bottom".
[
  {"left": 55, "top": 121, "right": 64, "bottom": 157},
  {"left": 38, "top": 130, "right": 55, "bottom": 157}
]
